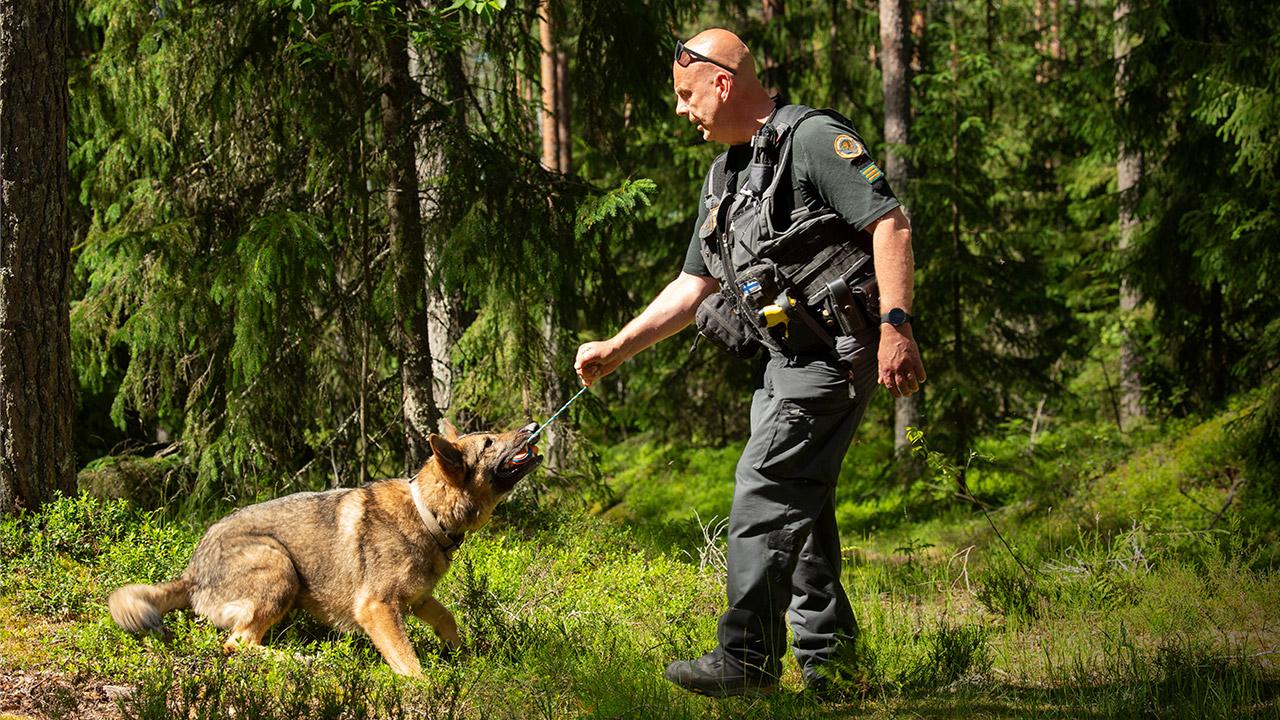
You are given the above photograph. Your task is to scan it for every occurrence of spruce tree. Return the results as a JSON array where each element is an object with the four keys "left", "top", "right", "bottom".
[{"left": 1, "top": 0, "right": 77, "bottom": 512}]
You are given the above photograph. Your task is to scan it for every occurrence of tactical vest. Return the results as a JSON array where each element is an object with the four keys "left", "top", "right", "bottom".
[{"left": 694, "top": 104, "right": 880, "bottom": 358}]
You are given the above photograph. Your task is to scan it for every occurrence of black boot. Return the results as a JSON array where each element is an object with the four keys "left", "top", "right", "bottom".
[{"left": 663, "top": 648, "right": 778, "bottom": 697}]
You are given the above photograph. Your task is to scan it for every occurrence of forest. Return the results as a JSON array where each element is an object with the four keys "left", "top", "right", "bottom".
[{"left": 1, "top": 0, "right": 1278, "bottom": 717}]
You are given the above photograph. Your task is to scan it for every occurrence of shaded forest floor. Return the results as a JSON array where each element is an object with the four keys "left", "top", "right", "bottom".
[{"left": 3, "top": 393, "right": 1280, "bottom": 719}]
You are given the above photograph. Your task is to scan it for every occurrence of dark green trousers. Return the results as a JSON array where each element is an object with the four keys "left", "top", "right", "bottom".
[{"left": 716, "top": 328, "right": 879, "bottom": 681}]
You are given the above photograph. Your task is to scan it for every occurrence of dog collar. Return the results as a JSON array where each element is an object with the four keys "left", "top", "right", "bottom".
[{"left": 409, "top": 478, "right": 465, "bottom": 560}]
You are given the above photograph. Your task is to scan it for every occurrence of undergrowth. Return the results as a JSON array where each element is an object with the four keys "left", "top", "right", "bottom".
[{"left": 1, "top": 397, "right": 1277, "bottom": 718}]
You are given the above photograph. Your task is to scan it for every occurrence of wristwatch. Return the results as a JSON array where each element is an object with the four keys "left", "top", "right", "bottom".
[{"left": 880, "top": 308, "right": 913, "bottom": 327}]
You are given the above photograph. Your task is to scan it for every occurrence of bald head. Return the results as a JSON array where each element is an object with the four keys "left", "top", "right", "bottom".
[
  {"left": 672, "top": 28, "right": 775, "bottom": 145},
  {"left": 685, "top": 28, "right": 757, "bottom": 80}
]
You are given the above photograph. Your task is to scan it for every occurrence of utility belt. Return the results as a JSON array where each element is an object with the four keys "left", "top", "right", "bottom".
[{"left": 695, "top": 243, "right": 879, "bottom": 359}]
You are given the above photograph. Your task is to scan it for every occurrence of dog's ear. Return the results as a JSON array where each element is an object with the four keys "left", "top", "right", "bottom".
[
  {"left": 428, "top": 434, "right": 464, "bottom": 478},
  {"left": 438, "top": 417, "right": 460, "bottom": 441}
]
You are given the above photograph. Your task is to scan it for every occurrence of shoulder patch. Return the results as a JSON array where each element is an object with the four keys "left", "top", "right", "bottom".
[{"left": 833, "top": 134, "right": 864, "bottom": 160}]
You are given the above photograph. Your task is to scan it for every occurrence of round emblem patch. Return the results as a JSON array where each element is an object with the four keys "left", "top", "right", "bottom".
[{"left": 833, "top": 134, "right": 864, "bottom": 159}]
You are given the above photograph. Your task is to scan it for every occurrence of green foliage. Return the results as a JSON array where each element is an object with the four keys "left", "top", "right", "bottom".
[
  {"left": 904, "top": 0, "right": 1086, "bottom": 459},
  {"left": 975, "top": 561, "right": 1044, "bottom": 622},
  {"left": 574, "top": 178, "right": 657, "bottom": 237},
  {"left": 444, "top": 0, "right": 507, "bottom": 23},
  {"left": 4, "top": 415, "right": 1278, "bottom": 720},
  {"left": 65, "top": 0, "right": 682, "bottom": 505},
  {"left": 1120, "top": 0, "right": 1280, "bottom": 412},
  {"left": 0, "top": 495, "right": 194, "bottom": 619},
  {"left": 115, "top": 652, "right": 443, "bottom": 720}
]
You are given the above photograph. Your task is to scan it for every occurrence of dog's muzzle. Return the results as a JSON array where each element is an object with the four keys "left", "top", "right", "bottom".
[{"left": 497, "top": 423, "right": 542, "bottom": 481}]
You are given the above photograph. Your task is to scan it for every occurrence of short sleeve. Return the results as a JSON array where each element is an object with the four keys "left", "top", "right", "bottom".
[
  {"left": 681, "top": 169, "right": 714, "bottom": 277},
  {"left": 793, "top": 115, "right": 900, "bottom": 231}
]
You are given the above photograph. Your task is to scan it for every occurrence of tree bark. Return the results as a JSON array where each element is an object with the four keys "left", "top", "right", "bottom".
[
  {"left": 825, "top": 0, "right": 841, "bottom": 106},
  {"left": 880, "top": 0, "right": 921, "bottom": 458},
  {"left": 382, "top": 2, "right": 440, "bottom": 473},
  {"left": 538, "top": 0, "right": 570, "bottom": 470},
  {"left": 1114, "top": 0, "right": 1144, "bottom": 428},
  {"left": 538, "top": 2, "right": 562, "bottom": 175},
  {"left": 761, "top": 0, "right": 786, "bottom": 97},
  {"left": 410, "top": 24, "right": 468, "bottom": 416},
  {"left": 0, "top": 0, "right": 76, "bottom": 513}
]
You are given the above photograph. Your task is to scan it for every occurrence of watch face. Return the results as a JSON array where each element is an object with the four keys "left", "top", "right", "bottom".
[{"left": 888, "top": 308, "right": 908, "bottom": 325}]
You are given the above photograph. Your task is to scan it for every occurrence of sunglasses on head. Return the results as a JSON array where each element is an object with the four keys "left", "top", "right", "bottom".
[{"left": 674, "top": 40, "right": 737, "bottom": 75}]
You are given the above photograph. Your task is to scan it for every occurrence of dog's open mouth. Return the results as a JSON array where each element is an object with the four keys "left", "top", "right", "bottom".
[{"left": 497, "top": 443, "right": 542, "bottom": 480}]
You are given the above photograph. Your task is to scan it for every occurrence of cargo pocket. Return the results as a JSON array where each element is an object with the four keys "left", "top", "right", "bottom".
[{"left": 752, "top": 396, "right": 852, "bottom": 480}]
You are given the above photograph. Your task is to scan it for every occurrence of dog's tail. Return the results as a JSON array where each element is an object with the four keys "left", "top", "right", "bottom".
[{"left": 108, "top": 578, "right": 192, "bottom": 634}]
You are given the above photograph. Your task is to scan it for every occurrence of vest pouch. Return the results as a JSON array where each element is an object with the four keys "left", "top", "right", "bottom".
[
  {"left": 734, "top": 261, "right": 783, "bottom": 320},
  {"left": 695, "top": 290, "right": 759, "bottom": 359}
]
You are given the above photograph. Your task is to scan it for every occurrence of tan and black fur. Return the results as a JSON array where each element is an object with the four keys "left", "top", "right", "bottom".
[{"left": 107, "top": 422, "right": 541, "bottom": 676}]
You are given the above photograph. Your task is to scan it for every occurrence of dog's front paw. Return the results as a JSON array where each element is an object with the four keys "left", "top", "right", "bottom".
[{"left": 434, "top": 630, "right": 462, "bottom": 660}]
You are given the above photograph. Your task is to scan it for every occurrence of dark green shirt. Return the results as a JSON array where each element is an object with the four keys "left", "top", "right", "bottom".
[{"left": 681, "top": 113, "right": 900, "bottom": 277}]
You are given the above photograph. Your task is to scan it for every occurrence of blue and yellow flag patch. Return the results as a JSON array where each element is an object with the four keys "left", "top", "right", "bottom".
[{"left": 861, "top": 163, "right": 884, "bottom": 184}]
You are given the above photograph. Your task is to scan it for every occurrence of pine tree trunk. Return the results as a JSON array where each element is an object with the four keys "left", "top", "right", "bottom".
[
  {"left": 0, "top": 0, "right": 76, "bottom": 513},
  {"left": 411, "top": 28, "right": 468, "bottom": 415},
  {"left": 880, "top": 0, "right": 921, "bottom": 458},
  {"left": 538, "top": 0, "right": 570, "bottom": 471},
  {"left": 1114, "top": 0, "right": 1144, "bottom": 428},
  {"left": 382, "top": 3, "right": 440, "bottom": 473},
  {"left": 538, "top": 2, "right": 561, "bottom": 176},
  {"left": 762, "top": 0, "right": 786, "bottom": 96}
]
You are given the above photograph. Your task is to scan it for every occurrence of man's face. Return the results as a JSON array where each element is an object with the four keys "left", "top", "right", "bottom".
[{"left": 673, "top": 62, "right": 728, "bottom": 143}]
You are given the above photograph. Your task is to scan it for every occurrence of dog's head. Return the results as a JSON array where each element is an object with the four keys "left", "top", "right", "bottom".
[{"left": 417, "top": 421, "right": 542, "bottom": 530}]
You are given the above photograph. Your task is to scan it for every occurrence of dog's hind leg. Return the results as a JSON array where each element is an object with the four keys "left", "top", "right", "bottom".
[
  {"left": 190, "top": 543, "right": 300, "bottom": 653},
  {"left": 354, "top": 595, "right": 422, "bottom": 677},
  {"left": 221, "top": 595, "right": 292, "bottom": 654},
  {"left": 411, "top": 596, "right": 461, "bottom": 651}
]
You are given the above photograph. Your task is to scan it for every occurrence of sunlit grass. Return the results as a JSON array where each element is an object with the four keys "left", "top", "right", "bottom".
[{"left": 1, "top": 402, "right": 1277, "bottom": 718}]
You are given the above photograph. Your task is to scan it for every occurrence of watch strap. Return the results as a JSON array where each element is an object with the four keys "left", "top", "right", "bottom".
[{"left": 880, "top": 308, "right": 913, "bottom": 326}]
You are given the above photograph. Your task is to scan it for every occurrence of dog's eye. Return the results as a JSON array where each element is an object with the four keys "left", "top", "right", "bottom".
[{"left": 483, "top": 438, "right": 493, "bottom": 450}]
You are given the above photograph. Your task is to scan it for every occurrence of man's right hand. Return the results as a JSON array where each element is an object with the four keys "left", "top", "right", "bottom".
[
  {"left": 575, "top": 339, "right": 626, "bottom": 386},
  {"left": 572, "top": 272, "right": 718, "bottom": 387}
]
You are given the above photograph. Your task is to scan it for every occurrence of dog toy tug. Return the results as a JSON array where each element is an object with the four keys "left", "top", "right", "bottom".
[{"left": 510, "top": 385, "right": 590, "bottom": 463}]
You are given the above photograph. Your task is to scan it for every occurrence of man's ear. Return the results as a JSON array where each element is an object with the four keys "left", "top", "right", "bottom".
[
  {"left": 715, "top": 72, "right": 733, "bottom": 101},
  {"left": 428, "top": 434, "right": 464, "bottom": 478},
  {"left": 439, "top": 417, "right": 460, "bottom": 441}
]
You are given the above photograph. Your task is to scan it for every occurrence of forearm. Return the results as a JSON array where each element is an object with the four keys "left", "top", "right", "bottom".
[
  {"left": 867, "top": 206, "right": 926, "bottom": 397},
  {"left": 610, "top": 272, "right": 718, "bottom": 360},
  {"left": 870, "top": 207, "right": 914, "bottom": 316}
]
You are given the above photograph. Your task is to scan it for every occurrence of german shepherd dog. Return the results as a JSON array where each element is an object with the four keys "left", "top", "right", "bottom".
[{"left": 107, "top": 423, "right": 541, "bottom": 676}]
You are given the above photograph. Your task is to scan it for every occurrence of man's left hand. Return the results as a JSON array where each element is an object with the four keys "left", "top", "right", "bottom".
[{"left": 878, "top": 324, "right": 926, "bottom": 398}]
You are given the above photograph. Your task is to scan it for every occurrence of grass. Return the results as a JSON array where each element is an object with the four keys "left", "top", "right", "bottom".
[{"left": 2, "top": 399, "right": 1278, "bottom": 718}]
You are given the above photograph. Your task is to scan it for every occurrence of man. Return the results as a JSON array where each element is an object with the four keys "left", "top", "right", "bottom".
[{"left": 574, "top": 28, "right": 925, "bottom": 696}]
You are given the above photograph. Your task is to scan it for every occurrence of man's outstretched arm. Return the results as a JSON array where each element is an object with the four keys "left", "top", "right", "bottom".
[{"left": 574, "top": 272, "right": 719, "bottom": 386}]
